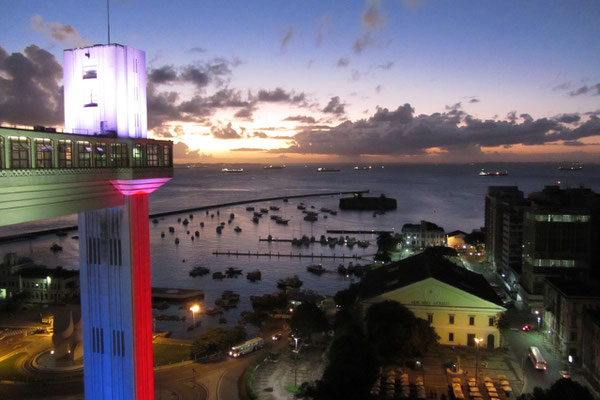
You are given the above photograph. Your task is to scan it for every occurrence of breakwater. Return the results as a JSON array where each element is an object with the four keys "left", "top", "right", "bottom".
[
  {"left": 212, "top": 250, "right": 363, "bottom": 260},
  {"left": 0, "top": 189, "right": 369, "bottom": 243}
]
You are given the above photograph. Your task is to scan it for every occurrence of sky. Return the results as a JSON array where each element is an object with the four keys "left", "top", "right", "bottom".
[{"left": 1, "top": 0, "right": 600, "bottom": 164}]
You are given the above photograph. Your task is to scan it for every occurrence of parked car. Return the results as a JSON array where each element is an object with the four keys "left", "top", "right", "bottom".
[
  {"left": 560, "top": 370, "right": 571, "bottom": 379},
  {"left": 521, "top": 324, "right": 531, "bottom": 332}
]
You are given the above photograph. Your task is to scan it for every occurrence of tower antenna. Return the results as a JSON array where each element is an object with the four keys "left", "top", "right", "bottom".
[{"left": 107, "top": 0, "right": 111, "bottom": 44}]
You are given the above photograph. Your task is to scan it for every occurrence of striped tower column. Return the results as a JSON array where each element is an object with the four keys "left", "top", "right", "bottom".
[{"left": 78, "top": 192, "right": 155, "bottom": 400}]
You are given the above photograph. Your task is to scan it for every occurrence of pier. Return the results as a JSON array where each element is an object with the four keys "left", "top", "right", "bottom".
[
  {"left": 212, "top": 250, "right": 363, "bottom": 260},
  {"left": 326, "top": 229, "right": 394, "bottom": 234}
]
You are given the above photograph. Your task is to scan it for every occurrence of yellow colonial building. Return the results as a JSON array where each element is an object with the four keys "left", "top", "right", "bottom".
[{"left": 360, "top": 252, "right": 506, "bottom": 349}]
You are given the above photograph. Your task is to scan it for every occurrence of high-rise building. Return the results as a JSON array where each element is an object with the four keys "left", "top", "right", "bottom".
[
  {"left": 484, "top": 186, "right": 527, "bottom": 278},
  {"left": 521, "top": 186, "right": 600, "bottom": 309}
]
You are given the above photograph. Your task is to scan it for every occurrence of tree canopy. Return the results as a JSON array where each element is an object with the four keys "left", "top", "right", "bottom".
[
  {"left": 366, "top": 300, "right": 438, "bottom": 362},
  {"left": 190, "top": 326, "right": 247, "bottom": 359},
  {"left": 290, "top": 302, "right": 328, "bottom": 338},
  {"left": 375, "top": 232, "right": 398, "bottom": 262},
  {"left": 517, "top": 378, "right": 593, "bottom": 400}
]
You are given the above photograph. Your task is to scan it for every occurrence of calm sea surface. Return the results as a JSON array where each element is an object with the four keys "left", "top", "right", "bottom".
[{"left": 2, "top": 163, "right": 599, "bottom": 337}]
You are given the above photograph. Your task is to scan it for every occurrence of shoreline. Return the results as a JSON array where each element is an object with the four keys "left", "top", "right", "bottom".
[{"left": 0, "top": 189, "right": 369, "bottom": 244}]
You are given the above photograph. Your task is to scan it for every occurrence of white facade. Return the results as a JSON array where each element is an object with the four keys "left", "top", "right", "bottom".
[{"left": 64, "top": 44, "right": 147, "bottom": 139}]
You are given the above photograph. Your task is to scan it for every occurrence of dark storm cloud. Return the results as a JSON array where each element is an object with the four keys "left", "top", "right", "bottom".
[
  {"left": 211, "top": 123, "right": 242, "bottom": 139},
  {"left": 563, "top": 140, "right": 585, "bottom": 147},
  {"left": 234, "top": 106, "right": 255, "bottom": 121},
  {"left": 256, "top": 88, "right": 307, "bottom": 105},
  {"left": 337, "top": 57, "right": 350, "bottom": 67},
  {"left": 181, "top": 66, "right": 210, "bottom": 88},
  {"left": 148, "top": 65, "right": 178, "bottom": 84},
  {"left": 31, "top": 15, "right": 89, "bottom": 48},
  {"left": 270, "top": 104, "right": 600, "bottom": 157},
  {"left": 569, "top": 83, "right": 600, "bottom": 97},
  {"left": 0, "top": 45, "right": 63, "bottom": 126},
  {"left": 322, "top": 96, "right": 346, "bottom": 115},
  {"left": 284, "top": 115, "right": 316, "bottom": 124}
]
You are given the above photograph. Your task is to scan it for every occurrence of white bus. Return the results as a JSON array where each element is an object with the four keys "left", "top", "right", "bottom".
[
  {"left": 229, "top": 337, "right": 264, "bottom": 358},
  {"left": 528, "top": 346, "right": 548, "bottom": 370}
]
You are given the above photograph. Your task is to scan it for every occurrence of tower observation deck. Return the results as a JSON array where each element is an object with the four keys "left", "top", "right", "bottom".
[{"left": 0, "top": 43, "right": 173, "bottom": 400}]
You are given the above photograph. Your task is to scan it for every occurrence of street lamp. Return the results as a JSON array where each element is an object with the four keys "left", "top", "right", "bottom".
[
  {"left": 294, "top": 337, "right": 299, "bottom": 387},
  {"left": 474, "top": 337, "right": 483, "bottom": 383},
  {"left": 189, "top": 304, "right": 200, "bottom": 328}
]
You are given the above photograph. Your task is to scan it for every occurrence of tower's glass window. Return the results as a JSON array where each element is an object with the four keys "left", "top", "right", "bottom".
[
  {"left": 110, "top": 143, "right": 129, "bottom": 167},
  {"left": 58, "top": 140, "right": 73, "bottom": 168},
  {"left": 162, "top": 145, "right": 172, "bottom": 167},
  {"left": 95, "top": 143, "right": 107, "bottom": 167},
  {"left": 147, "top": 144, "right": 159, "bottom": 167},
  {"left": 35, "top": 138, "right": 53, "bottom": 168},
  {"left": 132, "top": 144, "right": 143, "bottom": 167},
  {"left": 77, "top": 141, "right": 92, "bottom": 167},
  {"left": 10, "top": 136, "right": 30, "bottom": 169},
  {"left": 83, "top": 66, "right": 97, "bottom": 79}
]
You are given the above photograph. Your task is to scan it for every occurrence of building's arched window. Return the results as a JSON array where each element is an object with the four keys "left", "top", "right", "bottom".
[
  {"left": 58, "top": 140, "right": 73, "bottom": 168},
  {"left": 132, "top": 143, "right": 143, "bottom": 167},
  {"left": 110, "top": 143, "right": 129, "bottom": 167},
  {"left": 147, "top": 144, "right": 159, "bottom": 167},
  {"left": 95, "top": 143, "right": 107, "bottom": 167},
  {"left": 77, "top": 141, "right": 92, "bottom": 167},
  {"left": 35, "top": 138, "right": 53, "bottom": 168},
  {"left": 10, "top": 136, "right": 30, "bottom": 169}
]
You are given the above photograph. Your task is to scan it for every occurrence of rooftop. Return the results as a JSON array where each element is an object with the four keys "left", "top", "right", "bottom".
[
  {"left": 359, "top": 252, "right": 503, "bottom": 305},
  {"left": 546, "top": 277, "right": 600, "bottom": 298},
  {"left": 17, "top": 266, "right": 79, "bottom": 280}
]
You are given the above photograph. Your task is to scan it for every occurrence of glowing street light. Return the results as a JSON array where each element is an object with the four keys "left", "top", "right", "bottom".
[{"left": 189, "top": 304, "right": 200, "bottom": 327}]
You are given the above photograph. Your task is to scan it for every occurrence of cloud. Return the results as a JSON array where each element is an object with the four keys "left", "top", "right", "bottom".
[
  {"left": 256, "top": 87, "right": 307, "bottom": 105},
  {"left": 31, "top": 15, "right": 89, "bottom": 48},
  {"left": 270, "top": 104, "right": 600, "bottom": 157},
  {"left": 173, "top": 141, "right": 213, "bottom": 162},
  {"left": 230, "top": 147, "right": 268, "bottom": 152},
  {"left": 377, "top": 61, "right": 394, "bottom": 70},
  {"left": 353, "top": 32, "right": 375, "bottom": 54},
  {"left": 362, "top": 0, "right": 386, "bottom": 29},
  {"left": 469, "top": 98, "right": 480, "bottom": 103},
  {"left": 316, "top": 15, "right": 331, "bottom": 46},
  {"left": 555, "top": 113, "right": 581, "bottom": 124},
  {"left": 337, "top": 57, "right": 350, "bottom": 67},
  {"left": 322, "top": 96, "right": 346, "bottom": 115},
  {"left": 552, "top": 81, "right": 571, "bottom": 91},
  {"left": 281, "top": 26, "right": 294, "bottom": 52},
  {"left": 189, "top": 47, "right": 205, "bottom": 53},
  {"left": 0, "top": 45, "right": 63, "bottom": 127},
  {"left": 284, "top": 115, "right": 316, "bottom": 124},
  {"left": 375, "top": 84, "right": 382, "bottom": 93},
  {"left": 148, "top": 65, "right": 178, "bottom": 84},
  {"left": 569, "top": 83, "right": 600, "bottom": 96},
  {"left": 234, "top": 106, "right": 255, "bottom": 121},
  {"left": 252, "top": 131, "right": 268, "bottom": 138},
  {"left": 211, "top": 122, "right": 242, "bottom": 139}
]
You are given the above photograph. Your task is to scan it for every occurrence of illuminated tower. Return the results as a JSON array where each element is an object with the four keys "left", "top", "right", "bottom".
[
  {"left": 0, "top": 43, "right": 171, "bottom": 400},
  {"left": 63, "top": 44, "right": 163, "bottom": 400}
]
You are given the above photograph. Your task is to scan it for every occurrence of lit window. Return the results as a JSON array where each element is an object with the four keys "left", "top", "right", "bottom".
[
  {"left": 132, "top": 144, "right": 143, "bottom": 167},
  {"left": 162, "top": 145, "right": 172, "bottom": 167},
  {"left": 95, "top": 143, "right": 107, "bottom": 167},
  {"left": 147, "top": 144, "right": 159, "bottom": 167},
  {"left": 110, "top": 143, "right": 129, "bottom": 167},
  {"left": 10, "top": 136, "right": 30, "bottom": 169},
  {"left": 35, "top": 138, "right": 53, "bottom": 168},
  {"left": 77, "top": 141, "right": 92, "bottom": 167},
  {"left": 58, "top": 140, "right": 73, "bottom": 168}
]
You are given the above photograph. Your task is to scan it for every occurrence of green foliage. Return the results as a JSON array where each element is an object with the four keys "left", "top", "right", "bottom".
[
  {"left": 190, "top": 326, "right": 247, "bottom": 359},
  {"left": 464, "top": 230, "right": 485, "bottom": 247},
  {"left": 240, "top": 310, "right": 270, "bottom": 328},
  {"left": 423, "top": 246, "right": 458, "bottom": 257},
  {"left": 333, "top": 283, "right": 360, "bottom": 309},
  {"left": 290, "top": 302, "right": 328, "bottom": 338},
  {"left": 153, "top": 343, "right": 191, "bottom": 366},
  {"left": 375, "top": 232, "right": 398, "bottom": 262},
  {"left": 517, "top": 378, "right": 593, "bottom": 400},
  {"left": 366, "top": 300, "right": 438, "bottom": 362},
  {"left": 316, "top": 329, "right": 378, "bottom": 400}
]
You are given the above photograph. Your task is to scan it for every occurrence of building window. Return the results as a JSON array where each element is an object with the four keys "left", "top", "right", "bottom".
[
  {"left": 0, "top": 136, "right": 4, "bottom": 169},
  {"left": 427, "top": 313, "right": 433, "bottom": 324},
  {"left": 147, "top": 144, "right": 159, "bottom": 167},
  {"left": 110, "top": 143, "right": 129, "bottom": 167},
  {"left": 35, "top": 139, "right": 53, "bottom": 168},
  {"left": 489, "top": 317, "right": 495, "bottom": 327},
  {"left": 10, "top": 137, "right": 30, "bottom": 169},
  {"left": 95, "top": 143, "right": 107, "bottom": 167},
  {"left": 469, "top": 316, "right": 475, "bottom": 326},
  {"left": 449, "top": 333, "right": 454, "bottom": 342},
  {"left": 163, "top": 145, "right": 172, "bottom": 166},
  {"left": 570, "top": 331, "right": 577, "bottom": 341},
  {"left": 77, "top": 141, "right": 92, "bottom": 167},
  {"left": 449, "top": 315, "right": 455, "bottom": 325},
  {"left": 132, "top": 144, "right": 143, "bottom": 167},
  {"left": 83, "top": 66, "right": 97, "bottom": 79},
  {"left": 58, "top": 140, "right": 73, "bottom": 168}
]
